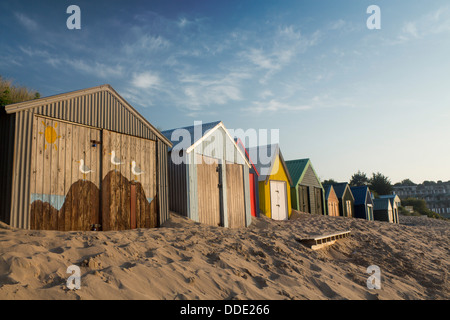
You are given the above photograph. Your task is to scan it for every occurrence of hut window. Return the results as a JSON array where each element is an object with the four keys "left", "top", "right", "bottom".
[{"left": 179, "top": 149, "right": 183, "bottom": 158}]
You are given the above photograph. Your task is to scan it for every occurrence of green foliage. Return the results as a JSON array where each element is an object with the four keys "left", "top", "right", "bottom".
[
  {"left": 399, "top": 178, "right": 416, "bottom": 186},
  {"left": 369, "top": 172, "right": 392, "bottom": 196},
  {"left": 0, "top": 75, "right": 40, "bottom": 107},
  {"left": 398, "top": 205, "right": 420, "bottom": 216},
  {"left": 349, "top": 170, "right": 369, "bottom": 187},
  {"left": 401, "top": 198, "right": 445, "bottom": 219},
  {"left": 322, "top": 178, "right": 337, "bottom": 185}
]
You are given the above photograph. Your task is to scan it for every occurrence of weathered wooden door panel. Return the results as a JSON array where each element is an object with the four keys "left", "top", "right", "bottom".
[
  {"left": 30, "top": 116, "right": 101, "bottom": 231},
  {"left": 314, "top": 187, "right": 323, "bottom": 215},
  {"left": 196, "top": 154, "right": 221, "bottom": 226},
  {"left": 102, "top": 130, "right": 157, "bottom": 231},
  {"left": 270, "top": 181, "right": 288, "bottom": 221},
  {"left": 298, "top": 185, "right": 310, "bottom": 213},
  {"left": 226, "top": 162, "right": 246, "bottom": 228}
]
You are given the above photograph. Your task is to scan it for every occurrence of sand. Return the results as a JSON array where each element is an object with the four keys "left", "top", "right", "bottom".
[{"left": 0, "top": 212, "right": 448, "bottom": 300}]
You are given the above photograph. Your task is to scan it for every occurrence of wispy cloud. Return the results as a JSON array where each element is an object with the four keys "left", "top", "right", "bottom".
[
  {"left": 238, "top": 25, "right": 320, "bottom": 83},
  {"left": 131, "top": 72, "right": 161, "bottom": 89},
  {"left": 14, "top": 12, "right": 38, "bottom": 31},
  {"left": 396, "top": 6, "right": 450, "bottom": 42},
  {"left": 249, "top": 99, "right": 312, "bottom": 114},
  {"left": 176, "top": 71, "right": 250, "bottom": 111}
]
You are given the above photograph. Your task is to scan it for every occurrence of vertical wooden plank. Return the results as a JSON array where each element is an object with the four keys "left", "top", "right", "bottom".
[
  {"left": 78, "top": 124, "right": 87, "bottom": 230},
  {"left": 30, "top": 116, "right": 38, "bottom": 229},
  {"left": 49, "top": 119, "right": 58, "bottom": 230},
  {"left": 64, "top": 123, "right": 73, "bottom": 231},
  {"left": 102, "top": 129, "right": 111, "bottom": 230},
  {"left": 133, "top": 136, "right": 141, "bottom": 228},
  {"left": 197, "top": 155, "right": 220, "bottom": 226},
  {"left": 41, "top": 118, "right": 51, "bottom": 230},
  {"left": 111, "top": 131, "right": 121, "bottom": 230},
  {"left": 226, "top": 163, "right": 245, "bottom": 228},
  {"left": 71, "top": 123, "right": 80, "bottom": 230},
  {"left": 130, "top": 184, "right": 136, "bottom": 229},
  {"left": 56, "top": 122, "right": 65, "bottom": 230},
  {"left": 121, "top": 133, "right": 130, "bottom": 230}
]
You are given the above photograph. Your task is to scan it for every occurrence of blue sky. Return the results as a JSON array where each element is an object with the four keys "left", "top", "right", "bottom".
[{"left": 1, "top": 0, "right": 450, "bottom": 184}]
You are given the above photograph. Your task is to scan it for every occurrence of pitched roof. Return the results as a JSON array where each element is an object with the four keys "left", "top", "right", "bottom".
[
  {"left": 328, "top": 183, "right": 348, "bottom": 198},
  {"left": 4, "top": 84, "right": 172, "bottom": 147},
  {"left": 161, "top": 121, "right": 221, "bottom": 150},
  {"left": 323, "top": 185, "right": 334, "bottom": 200},
  {"left": 373, "top": 198, "right": 392, "bottom": 211},
  {"left": 285, "top": 158, "right": 323, "bottom": 188},
  {"left": 235, "top": 138, "right": 259, "bottom": 176},
  {"left": 379, "top": 194, "right": 401, "bottom": 207},
  {"left": 350, "top": 186, "right": 370, "bottom": 205},
  {"left": 246, "top": 144, "right": 293, "bottom": 185},
  {"left": 161, "top": 121, "right": 250, "bottom": 167},
  {"left": 379, "top": 194, "right": 400, "bottom": 201}
]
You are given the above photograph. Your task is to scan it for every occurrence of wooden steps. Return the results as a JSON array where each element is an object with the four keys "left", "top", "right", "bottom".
[{"left": 297, "top": 230, "right": 351, "bottom": 250}]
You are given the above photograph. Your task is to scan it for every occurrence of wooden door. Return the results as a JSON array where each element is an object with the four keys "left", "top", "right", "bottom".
[
  {"left": 298, "top": 185, "right": 310, "bottom": 213},
  {"left": 226, "top": 162, "right": 246, "bottom": 228},
  {"left": 102, "top": 130, "right": 157, "bottom": 231},
  {"left": 345, "top": 200, "right": 353, "bottom": 217},
  {"left": 196, "top": 154, "right": 221, "bottom": 226},
  {"left": 314, "top": 187, "right": 323, "bottom": 215},
  {"left": 270, "top": 181, "right": 288, "bottom": 220},
  {"left": 367, "top": 205, "right": 373, "bottom": 221},
  {"left": 30, "top": 116, "right": 101, "bottom": 231}
]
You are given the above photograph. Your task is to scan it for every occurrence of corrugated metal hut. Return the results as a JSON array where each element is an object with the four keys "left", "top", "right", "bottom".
[
  {"left": 0, "top": 84, "right": 172, "bottom": 231},
  {"left": 324, "top": 182, "right": 355, "bottom": 218},
  {"left": 285, "top": 159, "right": 326, "bottom": 215},
  {"left": 247, "top": 144, "right": 293, "bottom": 221},
  {"left": 379, "top": 194, "right": 401, "bottom": 224},
  {"left": 373, "top": 198, "right": 394, "bottom": 223},
  {"left": 324, "top": 185, "right": 339, "bottom": 217},
  {"left": 236, "top": 138, "right": 260, "bottom": 218},
  {"left": 350, "top": 186, "right": 374, "bottom": 221},
  {"left": 162, "top": 121, "right": 252, "bottom": 228}
]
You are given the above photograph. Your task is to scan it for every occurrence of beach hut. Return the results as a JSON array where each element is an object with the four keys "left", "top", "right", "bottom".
[
  {"left": 323, "top": 183, "right": 355, "bottom": 218},
  {"left": 247, "top": 144, "right": 293, "bottom": 221},
  {"left": 0, "top": 84, "right": 172, "bottom": 231},
  {"left": 350, "top": 186, "right": 374, "bottom": 221},
  {"left": 162, "top": 121, "right": 252, "bottom": 228},
  {"left": 379, "top": 194, "right": 401, "bottom": 224},
  {"left": 324, "top": 185, "right": 340, "bottom": 217},
  {"left": 285, "top": 159, "right": 326, "bottom": 215},
  {"left": 373, "top": 198, "right": 394, "bottom": 223},
  {"left": 236, "top": 138, "right": 260, "bottom": 218}
]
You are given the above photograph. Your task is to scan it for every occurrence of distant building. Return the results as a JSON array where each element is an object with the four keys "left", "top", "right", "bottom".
[{"left": 393, "top": 182, "right": 450, "bottom": 218}]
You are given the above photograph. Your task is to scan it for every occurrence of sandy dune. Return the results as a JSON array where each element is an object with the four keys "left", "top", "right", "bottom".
[{"left": 0, "top": 212, "right": 448, "bottom": 300}]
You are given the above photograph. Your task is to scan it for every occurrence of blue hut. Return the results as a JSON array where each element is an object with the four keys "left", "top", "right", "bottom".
[{"left": 350, "top": 186, "right": 374, "bottom": 221}]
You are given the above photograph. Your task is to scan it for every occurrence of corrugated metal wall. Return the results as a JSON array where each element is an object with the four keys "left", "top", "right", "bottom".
[
  {"left": 10, "top": 110, "right": 34, "bottom": 228},
  {"left": 0, "top": 109, "right": 15, "bottom": 225},
  {"left": 6, "top": 88, "right": 170, "bottom": 229}
]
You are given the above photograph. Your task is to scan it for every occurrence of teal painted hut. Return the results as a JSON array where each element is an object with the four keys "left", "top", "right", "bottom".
[{"left": 285, "top": 159, "right": 326, "bottom": 215}]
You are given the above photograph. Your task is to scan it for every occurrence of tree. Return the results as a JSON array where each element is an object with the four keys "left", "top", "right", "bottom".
[
  {"left": 369, "top": 172, "right": 392, "bottom": 196},
  {"left": 399, "top": 178, "right": 416, "bottom": 186},
  {"left": 322, "top": 178, "right": 337, "bottom": 185},
  {"left": 349, "top": 170, "right": 369, "bottom": 187}
]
